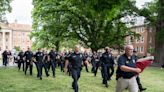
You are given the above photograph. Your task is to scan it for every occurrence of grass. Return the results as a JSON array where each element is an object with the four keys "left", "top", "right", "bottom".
[{"left": 0, "top": 66, "right": 164, "bottom": 92}]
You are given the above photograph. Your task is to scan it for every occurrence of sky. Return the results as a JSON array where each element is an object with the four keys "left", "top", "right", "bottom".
[{"left": 6, "top": 0, "right": 153, "bottom": 25}]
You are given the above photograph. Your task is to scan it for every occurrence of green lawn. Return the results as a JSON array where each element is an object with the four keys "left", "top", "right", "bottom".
[{"left": 0, "top": 66, "right": 164, "bottom": 92}]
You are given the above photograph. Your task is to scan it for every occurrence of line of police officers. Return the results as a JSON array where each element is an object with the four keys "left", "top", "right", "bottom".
[{"left": 14, "top": 45, "right": 146, "bottom": 92}]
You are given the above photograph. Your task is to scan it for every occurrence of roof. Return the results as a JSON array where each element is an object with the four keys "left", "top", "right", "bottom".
[{"left": 0, "top": 22, "right": 32, "bottom": 31}]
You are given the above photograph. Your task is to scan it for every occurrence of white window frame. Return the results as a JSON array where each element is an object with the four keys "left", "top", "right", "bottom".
[
  {"left": 141, "top": 36, "right": 144, "bottom": 43},
  {"left": 140, "top": 46, "right": 144, "bottom": 53}
]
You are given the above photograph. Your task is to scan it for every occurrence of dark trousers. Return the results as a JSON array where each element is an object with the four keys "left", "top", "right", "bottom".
[
  {"left": 91, "top": 62, "right": 95, "bottom": 73},
  {"left": 71, "top": 68, "right": 81, "bottom": 92},
  {"left": 34, "top": 62, "right": 39, "bottom": 77},
  {"left": 47, "top": 62, "right": 51, "bottom": 71},
  {"left": 94, "top": 64, "right": 99, "bottom": 76},
  {"left": 25, "top": 60, "right": 33, "bottom": 75},
  {"left": 60, "top": 62, "right": 64, "bottom": 72},
  {"left": 84, "top": 63, "right": 89, "bottom": 72},
  {"left": 3, "top": 58, "right": 8, "bottom": 66},
  {"left": 38, "top": 62, "right": 49, "bottom": 78},
  {"left": 102, "top": 64, "right": 114, "bottom": 84},
  {"left": 136, "top": 76, "right": 144, "bottom": 90},
  {"left": 50, "top": 60, "right": 56, "bottom": 77},
  {"left": 102, "top": 64, "right": 109, "bottom": 85},
  {"left": 67, "top": 64, "right": 72, "bottom": 76},
  {"left": 107, "top": 66, "right": 114, "bottom": 79},
  {"left": 18, "top": 59, "right": 24, "bottom": 71}
]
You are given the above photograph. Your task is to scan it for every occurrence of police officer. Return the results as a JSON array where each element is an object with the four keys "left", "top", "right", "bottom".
[
  {"left": 59, "top": 53, "right": 65, "bottom": 72},
  {"left": 2, "top": 50, "right": 8, "bottom": 66},
  {"left": 100, "top": 47, "right": 115, "bottom": 87},
  {"left": 65, "top": 50, "right": 73, "bottom": 76},
  {"left": 24, "top": 48, "right": 33, "bottom": 75},
  {"left": 48, "top": 47, "right": 57, "bottom": 77},
  {"left": 43, "top": 50, "right": 50, "bottom": 72},
  {"left": 133, "top": 50, "right": 147, "bottom": 91},
  {"left": 18, "top": 50, "right": 24, "bottom": 71},
  {"left": 83, "top": 50, "right": 89, "bottom": 72},
  {"left": 91, "top": 51, "right": 100, "bottom": 76},
  {"left": 64, "top": 45, "right": 83, "bottom": 92},
  {"left": 115, "top": 45, "right": 141, "bottom": 92},
  {"left": 34, "top": 48, "right": 49, "bottom": 80}
]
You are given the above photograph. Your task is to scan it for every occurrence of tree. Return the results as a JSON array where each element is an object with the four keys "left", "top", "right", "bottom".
[
  {"left": 0, "top": 0, "right": 12, "bottom": 23},
  {"left": 32, "top": 0, "right": 76, "bottom": 51},
  {"left": 32, "top": 0, "right": 141, "bottom": 52},
  {"left": 140, "top": 0, "right": 164, "bottom": 65},
  {"left": 155, "top": 0, "right": 164, "bottom": 65}
]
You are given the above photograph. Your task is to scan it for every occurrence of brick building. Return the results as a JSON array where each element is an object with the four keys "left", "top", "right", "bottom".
[
  {"left": 126, "top": 25, "right": 156, "bottom": 57},
  {"left": 0, "top": 22, "right": 32, "bottom": 52}
]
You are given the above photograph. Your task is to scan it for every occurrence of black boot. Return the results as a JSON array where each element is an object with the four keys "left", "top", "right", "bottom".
[
  {"left": 105, "top": 83, "right": 109, "bottom": 88},
  {"left": 139, "top": 85, "right": 147, "bottom": 91}
]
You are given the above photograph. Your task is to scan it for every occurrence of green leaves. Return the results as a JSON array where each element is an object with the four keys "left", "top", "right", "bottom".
[
  {"left": 32, "top": 0, "right": 141, "bottom": 51},
  {"left": 0, "top": 0, "right": 12, "bottom": 23}
]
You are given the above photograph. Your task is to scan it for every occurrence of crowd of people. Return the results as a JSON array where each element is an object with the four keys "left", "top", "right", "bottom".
[{"left": 1, "top": 45, "right": 148, "bottom": 92}]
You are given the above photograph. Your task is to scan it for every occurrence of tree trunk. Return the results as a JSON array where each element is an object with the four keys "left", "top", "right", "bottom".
[
  {"left": 55, "top": 40, "right": 60, "bottom": 52},
  {"left": 154, "top": 0, "right": 164, "bottom": 66}
]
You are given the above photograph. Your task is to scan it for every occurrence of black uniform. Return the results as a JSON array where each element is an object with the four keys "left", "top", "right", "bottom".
[
  {"left": 18, "top": 51, "right": 24, "bottom": 71},
  {"left": 60, "top": 54, "right": 65, "bottom": 72},
  {"left": 48, "top": 50, "right": 57, "bottom": 77},
  {"left": 34, "top": 51, "right": 49, "bottom": 79},
  {"left": 91, "top": 53, "right": 100, "bottom": 76},
  {"left": 116, "top": 54, "right": 137, "bottom": 79},
  {"left": 24, "top": 50, "right": 33, "bottom": 75},
  {"left": 100, "top": 52, "right": 114, "bottom": 87},
  {"left": 65, "top": 52, "right": 72, "bottom": 76},
  {"left": 2, "top": 50, "right": 8, "bottom": 66},
  {"left": 43, "top": 53, "right": 50, "bottom": 72},
  {"left": 68, "top": 52, "right": 83, "bottom": 92},
  {"left": 83, "top": 52, "right": 89, "bottom": 72}
]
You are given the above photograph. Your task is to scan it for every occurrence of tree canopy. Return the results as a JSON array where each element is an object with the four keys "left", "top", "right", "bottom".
[
  {"left": 32, "top": 0, "right": 141, "bottom": 51},
  {"left": 0, "top": 0, "right": 12, "bottom": 23}
]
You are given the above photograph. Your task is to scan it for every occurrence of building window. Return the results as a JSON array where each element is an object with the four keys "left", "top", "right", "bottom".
[
  {"left": 6, "top": 38, "right": 8, "bottom": 42},
  {"left": 136, "top": 38, "right": 140, "bottom": 43},
  {"left": 6, "top": 46, "right": 8, "bottom": 49},
  {"left": 140, "top": 46, "right": 144, "bottom": 53},
  {"left": 136, "top": 28, "right": 139, "bottom": 33},
  {"left": 22, "top": 33, "right": 25, "bottom": 36},
  {"left": 141, "top": 27, "right": 144, "bottom": 33},
  {"left": 141, "top": 36, "right": 144, "bottom": 43},
  {"left": 137, "top": 46, "right": 139, "bottom": 52},
  {"left": 149, "top": 37, "right": 152, "bottom": 43},
  {"left": 149, "top": 28, "right": 152, "bottom": 32}
]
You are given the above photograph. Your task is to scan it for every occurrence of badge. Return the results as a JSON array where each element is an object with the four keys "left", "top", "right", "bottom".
[
  {"left": 73, "top": 55, "right": 76, "bottom": 58},
  {"left": 126, "top": 61, "right": 129, "bottom": 64}
]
